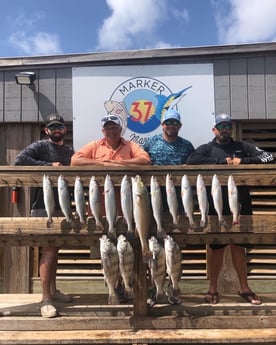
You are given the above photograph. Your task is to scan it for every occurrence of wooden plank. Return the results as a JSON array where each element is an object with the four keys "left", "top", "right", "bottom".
[
  {"left": 0, "top": 164, "right": 276, "bottom": 187},
  {"left": 0, "top": 224, "right": 275, "bottom": 247},
  {"left": 2, "top": 328, "right": 276, "bottom": 345}
]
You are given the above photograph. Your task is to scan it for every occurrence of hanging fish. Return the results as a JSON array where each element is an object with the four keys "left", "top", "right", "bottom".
[
  {"left": 58, "top": 175, "right": 73, "bottom": 223},
  {"left": 211, "top": 174, "right": 226, "bottom": 226},
  {"left": 74, "top": 176, "right": 86, "bottom": 224},
  {"left": 104, "top": 174, "right": 117, "bottom": 236},
  {"left": 196, "top": 174, "right": 209, "bottom": 229},
  {"left": 228, "top": 175, "right": 240, "bottom": 225},
  {"left": 117, "top": 234, "right": 134, "bottom": 299},
  {"left": 132, "top": 175, "right": 151, "bottom": 259},
  {"left": 120, "top": 175, "right": 134, "bottom": 234},
  {"left": 165, "top": 174, "right": 179, "bottom": 228},
  {"left": 150, "top": 175, "right": 165, "bottom": 237},
  {"left": 148, "top": 236, "right": 166, "bottom": 306},
  {"left": 43, "top": 174, "right": 55, "bottom": 228},
  {"left": 181, "top": 175, "right": 196, "bottom": 230},
  {"left": 100, "top": 234, "right": 120, "bottom": 305},
  {"left": 89, "top": 176, "right": 104, "bottom": 232},
  {"left": 164, "top": 235, "right": 182, "bottom": 304}
]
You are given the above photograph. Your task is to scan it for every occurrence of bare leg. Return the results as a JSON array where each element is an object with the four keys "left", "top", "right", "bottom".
[
  {"left": 40, "top": 246, "right": 58, "bottom": 301},
  {"left": 229, "top": 244, "right": 249, "bottom": 291},
  {"left": 230, "top": 244, "right": 262, "bottom": 304},
  {"left": 207, "top": 246, "right": 225, "bottom": 293}
]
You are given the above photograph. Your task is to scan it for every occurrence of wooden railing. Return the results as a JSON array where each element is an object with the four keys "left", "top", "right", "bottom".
[{"left": 0, "top": 164, "right": 276, "bottom": 316}]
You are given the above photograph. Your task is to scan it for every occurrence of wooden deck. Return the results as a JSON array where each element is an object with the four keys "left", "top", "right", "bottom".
[
  {"left": 1, "top": 165, "right": 276, "bottom": 344},
  {"left": 1, "top": 293, "right": 276, "bottom": 344}
]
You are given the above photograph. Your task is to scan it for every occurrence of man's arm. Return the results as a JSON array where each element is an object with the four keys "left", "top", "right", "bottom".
[
  {"left": 14, "top": 142, "right": 52, "bottom": 166},
  {"left": 241, "top": 143, "right": 274, "bottom": 164},
  {"left": 186, "top": 144, "right": 222, "bottom": 165}
]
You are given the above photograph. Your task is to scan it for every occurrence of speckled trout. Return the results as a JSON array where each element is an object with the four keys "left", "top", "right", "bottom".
[
  {"left": 228, "top": 175, "right": 240, "bottom": 225},
  {"left": 120, "top": 175, "right": 133, "bottom": 234},
  {"left": 89, "top": 176, "right": 104, "bottom": 231},
  {"left": 43, "top": 174, "right": 55, "bottom": 228}
]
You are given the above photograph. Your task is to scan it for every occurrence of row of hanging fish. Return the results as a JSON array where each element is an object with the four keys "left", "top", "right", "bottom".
[
  {"left": 151, "top": 173, "right": 240, "bottom": 234},
  {"left": 43, "top": 173, "right": 240, "bottom": 248},
  {"left": 99, "top": 232, "right": 182, "bottom": 306}
]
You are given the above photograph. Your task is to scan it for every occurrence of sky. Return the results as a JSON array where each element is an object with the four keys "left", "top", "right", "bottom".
[{"left": 1, "top": 0, "right": 276, "bottom": 58}]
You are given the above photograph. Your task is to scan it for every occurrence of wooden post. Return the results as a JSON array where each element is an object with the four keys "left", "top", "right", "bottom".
[{"left": 133, "top": 240, "right": 148, "bottom": 316}]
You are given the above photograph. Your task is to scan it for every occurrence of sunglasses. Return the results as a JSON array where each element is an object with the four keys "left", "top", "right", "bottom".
[
  {"left": 101, "top": 115, "right": 120, "bottom": 126},
  {"left": 47, "top": 124, "right": 65, "bottom": 131},
  {"left": 164, "top": 120, "right": 180, "bottom": 126},
  {"left": 215, "top": 123, "right": 232, "bottom": 130}
]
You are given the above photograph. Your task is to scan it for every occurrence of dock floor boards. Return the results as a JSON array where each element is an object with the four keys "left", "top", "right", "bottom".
[{"left": 1, "top": 293, "right": 276, "bottom": 344}]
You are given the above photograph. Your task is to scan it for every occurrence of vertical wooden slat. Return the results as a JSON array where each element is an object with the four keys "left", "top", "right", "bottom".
[
  {"left": 133, "top": 241, "right": 148, "bottom": 316},
  {"left": 2, "top": 123, "right": 40, "bottom": 293}
]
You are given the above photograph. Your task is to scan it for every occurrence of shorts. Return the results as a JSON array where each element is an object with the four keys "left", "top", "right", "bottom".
[
  {"left": 210, "top": 243, "right": 253, "bottom": 250},
  {"left": 31, "top": 209, "right": 63, "bottom": 217}
]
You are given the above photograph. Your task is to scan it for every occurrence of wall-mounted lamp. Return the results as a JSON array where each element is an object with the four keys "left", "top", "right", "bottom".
[{"left": 15, "top": 71, "right": 36, "bottom": 86}]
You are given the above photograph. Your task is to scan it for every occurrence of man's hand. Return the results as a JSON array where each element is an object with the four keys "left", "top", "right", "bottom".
[{"left": 226, "top": 157, "right": 241, "bottom": 165}]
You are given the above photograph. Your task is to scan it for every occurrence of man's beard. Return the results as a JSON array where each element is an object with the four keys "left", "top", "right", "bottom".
[
  {"left": 217, "top": 134, "right": 230, "bottom": 144},
  {"left": 49, "top": 133, "right": 65, "bottom": 142}
]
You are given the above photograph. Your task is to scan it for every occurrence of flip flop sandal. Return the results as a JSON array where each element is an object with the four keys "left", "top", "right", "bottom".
[
  {"left": 204, "top": 291, "right": 219, "bottom": 304},
  {"left": 238, "top": 291, "right": 262, "bottom": 305}
]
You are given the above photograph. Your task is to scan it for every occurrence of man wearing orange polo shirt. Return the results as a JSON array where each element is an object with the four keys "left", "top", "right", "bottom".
[{"left": 71, "top": 115, "right": 151, "bottom": 166}]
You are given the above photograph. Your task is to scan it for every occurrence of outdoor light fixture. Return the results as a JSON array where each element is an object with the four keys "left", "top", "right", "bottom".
[{"left": 15, "top": 71, "right": 36, "bottom": 86}]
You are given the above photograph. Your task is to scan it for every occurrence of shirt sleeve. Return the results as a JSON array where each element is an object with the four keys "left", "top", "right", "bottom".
[
  {"left": 130, "top": 142, "right": 151, "bottom": 162},
  {"left": 14, "top": 142, "right": 52, "bottom": 166},
  {"left": 71, "top": 141, "right": 97, "bottom": 160},
  {"left": 241, "top": 143, "right": 274, "bottom": 164},
  {"left": 186, "top": 144, "right": 221, "bottom": 165}
]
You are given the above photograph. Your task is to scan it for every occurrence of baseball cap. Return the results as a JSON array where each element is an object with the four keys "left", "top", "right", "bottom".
[
  {"left": 214, "top": 113, "right": 231, "bottom": 126},
  {"left": 46, "top": 113, "right": 65, "bottom": 127},
  {"left": 162, "top": 109, "right": 181, "bottom": 123},
  {"left": 101, "top": 115, "right": 121, "bottom": 127}
]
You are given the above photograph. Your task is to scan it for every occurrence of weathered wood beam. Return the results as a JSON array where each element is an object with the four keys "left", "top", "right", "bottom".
[
  {"left": 1, "top": 164, "right": 276, "bottom": 186},
  {"left": 0, "top": 215, "right": 275, "bottom": 247}
]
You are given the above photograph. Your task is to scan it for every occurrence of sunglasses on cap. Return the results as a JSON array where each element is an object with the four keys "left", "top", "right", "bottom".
[
  {"left": 215, "top": 123, "right": 232, "bottom": 130},
  {"left": 163, "top": 120, "right": 180, "bottom": 126},
  {"left": 101, "top": 115, "right": 120, "bottom": 126},
  {"left": 47, "top": 124, "right": 65, "bottom": 131}
]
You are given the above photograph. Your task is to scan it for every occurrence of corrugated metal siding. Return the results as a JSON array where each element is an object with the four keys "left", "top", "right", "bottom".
[
  {"left": 0, "top": 68, "right": 72, "bottom": 124},
  {"left": 0, "top": 46, "right": 276, "bottom": 124}
]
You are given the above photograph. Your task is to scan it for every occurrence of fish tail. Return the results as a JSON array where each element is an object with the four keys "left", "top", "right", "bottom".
[
  {"left": 47, "top": 218, "right": 53, "bottom": 228},
  {"left": 108, "top": 294, "right": 120, "bottom": 305}
]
